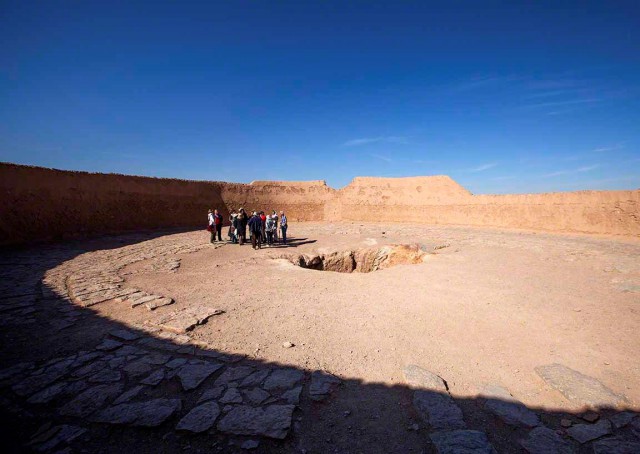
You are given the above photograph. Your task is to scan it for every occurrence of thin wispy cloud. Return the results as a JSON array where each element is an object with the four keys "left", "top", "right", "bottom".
[
  {"left": 593, "top": 143, "right": 625, "bottom": 152},
  {"left": 369, "top": 153, "right": 393, "bottom": 163},
  {"left": 525, "top": 98, "right": 601, "bottom": 109},
  {"left": 468, "top": 162, "right": 498, "bottom": 172},
  {"left": 542, "top": 164, "right": 599, "bottom": 178},
  {"left": 342, "top": 136, "right": 408, "bottom": 147}
]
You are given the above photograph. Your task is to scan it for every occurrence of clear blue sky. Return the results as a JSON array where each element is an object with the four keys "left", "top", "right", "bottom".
[{"left": 1, "top": 1, "right": 639, "bottom": 194}]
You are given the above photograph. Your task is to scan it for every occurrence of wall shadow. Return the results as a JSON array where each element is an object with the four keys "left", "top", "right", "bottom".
[{"left": 0, "top": 232, "right": 639, "bottom": 454}]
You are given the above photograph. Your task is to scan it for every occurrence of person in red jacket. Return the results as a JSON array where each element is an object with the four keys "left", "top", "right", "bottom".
[{"left": 259, "top": 211, "right": 267, "bottom": 241}]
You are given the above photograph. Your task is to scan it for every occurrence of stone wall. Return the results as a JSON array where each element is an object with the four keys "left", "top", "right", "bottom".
[{"left": 1, "top": 163, "right": 638, "bottom": 246}]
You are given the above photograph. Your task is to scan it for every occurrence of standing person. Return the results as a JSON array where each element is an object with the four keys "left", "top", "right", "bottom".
[
  {"left": 280, "top": 210, "right": 288, "bottom": 245},
  {"left": 265, "top": 213, "right": 275, "bottom": 246},
  {"left": 228, "top": 212, "right": 238, "bottom": 243},
  {"left": 272, "top": 210, "right": 279, "bottom": 242},
  {"left": 207, "top": 209, "right": 215, "bottom": 243},
  {"left": 237, "top": 208, "right": 248, "bottom": 245},
  {"left": 213, "top": 209, "right": 223, "bottom": 242},
  {"left": 259, "top": 211, "right": 267, "bottom": 241},
  {"left": 248, "top": 211, "right": 263, "bottom": 250}
]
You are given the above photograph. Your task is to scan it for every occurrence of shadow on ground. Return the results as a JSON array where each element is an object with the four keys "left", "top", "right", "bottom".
[{"left": 0, "top": 230, "right": 638, "bottom": 453}]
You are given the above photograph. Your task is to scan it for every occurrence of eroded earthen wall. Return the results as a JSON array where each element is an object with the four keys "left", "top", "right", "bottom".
[{"left": 1, "top": 163, "right": 638, "bottom": 246}]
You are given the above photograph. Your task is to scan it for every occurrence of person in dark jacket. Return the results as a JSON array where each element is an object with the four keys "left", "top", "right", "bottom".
[
  {"left": 248, "top": 211, "right": 263, "bottom": 250},
  {"left": 213, "top": 209, "right": 223, "bottom": 242},
  {"left": 237, "top": 208, "right": 248, "bottom": 245}
]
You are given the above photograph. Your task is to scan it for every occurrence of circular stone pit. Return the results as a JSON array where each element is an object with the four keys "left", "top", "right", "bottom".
[{"left": 288, "top": 243, "right": 429, "bottom": 273}]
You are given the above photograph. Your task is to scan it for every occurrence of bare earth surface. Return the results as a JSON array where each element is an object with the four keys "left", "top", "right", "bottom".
[{"left": 1, "top": 222, "right": 639, "bottom": 453}]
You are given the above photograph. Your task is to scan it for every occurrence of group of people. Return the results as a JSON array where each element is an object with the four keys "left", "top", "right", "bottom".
[{"left": 207, "top": 208, "right": 288, "bottom": 249}]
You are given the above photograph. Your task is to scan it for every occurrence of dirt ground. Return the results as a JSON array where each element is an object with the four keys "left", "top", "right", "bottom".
[
  {"left": 120, "top": 223, "right": 640, "bottom": 409},
  {"left": 2, "top": 222, "right": 640, "bottom": 453}
]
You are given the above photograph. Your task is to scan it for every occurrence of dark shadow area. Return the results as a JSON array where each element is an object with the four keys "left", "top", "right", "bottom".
[{"left": 0, "top": 231, "right": 638, "bottom": 454}]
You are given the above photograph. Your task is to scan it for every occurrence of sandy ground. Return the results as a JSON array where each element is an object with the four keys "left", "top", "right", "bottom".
[
  {"left": 2, "top": 222, "right": 640, "bottom": 453},
  {"left": 116, "top": 223, "right": 640, "bottom": 411}
]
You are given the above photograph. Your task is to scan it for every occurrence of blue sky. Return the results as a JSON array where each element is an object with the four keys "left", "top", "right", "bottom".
[{"left": 1, "top": 1, "right": 639, "bottom": 194}]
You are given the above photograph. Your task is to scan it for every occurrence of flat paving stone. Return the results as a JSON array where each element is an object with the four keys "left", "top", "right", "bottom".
[
  {"left": 123, "top": 360, "right": 154, "bottom": 378},
  {"left": 176, "top": 401, "right": 221, "bottom": 433},
  {"left": 166, "top": 358, "right": 188, "bottom": 369},
  {"left": 593, "top": 437, "right": 640, "bottom": 454},
  {"left": 197, "top": 386, "right": 226, "bottom": 404},
  {"left": 263, "top": 369, "right": 304, "bottom": 392},
  {"left": 481, "top": 384, "right": 540, "bottom": 427},
  {"left": 144, "top": 297, "right": 174, "bottom": 310},
  {"left": 535, "top": 364, "right": 626, "bottom": 408},
  {"left": 140, "top": 369, "right": 165, "bottom": 386},
  {"left": 110, "top": 329, "right": 140, "bottom": 341},
  {"left": 217, "top": 404, "right": 295, "bottom": 439},
  {"left": 13, "top": 359, "right": 75, "bottom": 396},
  {"left": 155, "top": 307, "right": 224, "bottom": 334},
  {"left": 88, "top": 369, "right": 122, "bottom": 383},
  {"left": 281, "top": 386, "right": 302, "bottom": 405},
  {"left": 113, "top": 385, "right": 145, "bottom": 405},
  {"left": 59, "top": 383, "right": 124, "bottom": 417},
  {"left": 219, "top": 388, "right": 243, "bottom": 404},
  {"left": 429, "top": 430, "right": 496, "bottom": 454},
  {"left": 177, "top": 363, "right": 223, "bottom": 391},
  {"left": 27, "top": 381, "right": 69, "bottom": 404},
  {"left": 214, "top": 365, "right": 255, "bottom": 386},
  {"left": 96, "top": 339, "right": 123, "bottom": 352},
  {"left": 91, "top": 398, "right": 182, "bottom": 427},
  {"left": 520, "top": 426, "right": 572, "bottom": 454},
  {"left": 309, "top": 371, "right": 341, "bottom": 401},
  {"left": 414, "top": 390, "right": 466, "bottom": 430},
  {"left": 403, "top": 364, "right": 448, "bottom": 392},
  {"left": 243, "top": 388, "right": 271, "bottom": 406},
  {"left": 240, "top": 369, "right": 270, "bottom": 388},
  {"left": 567, "top": 419, "right": 612, "bottom": 443},
  {"left": 609, "top": 411, "right": 637, "bottom": 429},
  {"left": 35, "top": 425, "right": 87, "bottom": 452}
]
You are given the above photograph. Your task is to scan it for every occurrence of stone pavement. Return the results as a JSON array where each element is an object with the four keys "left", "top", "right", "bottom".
[{"left": 1, "top": 230, "right": 639, "bottom": 453}]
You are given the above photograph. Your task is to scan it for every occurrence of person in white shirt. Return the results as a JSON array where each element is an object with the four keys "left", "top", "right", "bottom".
[{"left": 207, "top": 209, "right": 215, "bottom": 243}]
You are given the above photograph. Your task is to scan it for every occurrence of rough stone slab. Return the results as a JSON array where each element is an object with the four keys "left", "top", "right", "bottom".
[
  {"left": 72, "top": 361, "right": 106, "bottom": 379},
  {"left": 59, "top": 383, "right": 124, "bottom": 417},
  {"left": 263, "top": 369, "right": 304, "bottom": 391},
  {"left": 309, "top": 371, "right": 341, "bottom": 401},
  {"left": 114, "top": 345, "right": 143, "bottom": 357},
  {"left": 0, "top": 362, "right": 34, "bottom": 383},
  {"left": 481, "top": 384, "right": 540, "bottom": 427},
  {"left": 27, "top": 382, "right": 69, "bottom": 404},
  {"left": 177, "top": 363, "right": 223, "bottom": 391},
  {"left": 609, "top": 411, "right": 637, "bottom": 429},
  {"left": 198, "top": 386, "right": 225, "bottom": 404},
  {"left": 141, "top": 352, "right": 171, "bottom": 365},
  {"left": 413, "top": 390, "right": 466, "bottom": 430},
  {"left": 217, "top": 405, "right": 295, "bottom": 439},
  {"left": 144, "top": 297, "right": 174, "bottom": 311},
  {"left": 403, "top": 365, "right": 448, "bottom": 392},
  {"left": 281, "top": 386, "right": 302, "bottom": 405},
  {"left": 71, "top": 352, "right": 103, "bottom": 368},
  {"left": 567, "top": 419, "right": 612, "bottom": 444},
  {"left": 429, "top": 430, "right": 496, "bottom": 454},
  {"left": 593, "top": 437, "right": 640, "bottom": 454},
  {"left": 220, "top": 388, "right": 243, "bottom": 404},
  {"left": 113, "top": 385, "right": 145, "bottom": 405},
  {"left": 35, "top": 425, "right": 87, "bottom": 452},
  {"left": 535, "top": 364, "right": 626, "bottom": 408},
  {"left": 123, "top": 360, "right": 154, "bottom": 378},
  {"left": 176, "top": 401, "right": 221, "bottom": 433},
  {"left": 243, "top": 388, "right": 271, "bottom": 406},
  {"left": 520, "top": 426, "right": 572, "bottom": 454},
  {"left": 240, "top": 369, "right": 270, "bottom": 388},
  {"left": 130, "top": 295, "right": 159, "bottom": 308},
  {"left": 155, "top": 308, "right": 225, "bottom": 334},
  {"left": 91, "top": 398, "right": 181, "bottom": 427},
  {"left": 88, "top": 369, "right": 122, "bottom": 383},
  {"left": 13, "top": 359, "right": 75, "bottom": 396},
  {"left": 96, "top": 339, "right": 123, "bottom": 351},
  {"left": 166, "top": 358, "right": 188, "bottom": 369},
  {"left": 140, "top": 369, "right": 165, "bottom": 386},
  {"left": 110, "top": 329, "right": 140, "bottom": 341},
  {"left": 214, "top": 365, "right": 255, "bottom": 387}
]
